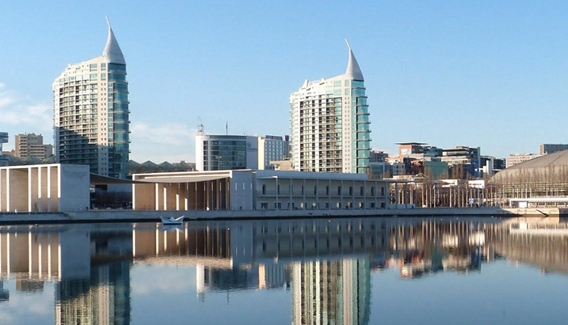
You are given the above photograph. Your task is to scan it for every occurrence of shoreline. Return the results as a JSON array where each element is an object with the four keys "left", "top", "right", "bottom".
[{"left": 0, "top": 207, "right": 565, "bottom": 225}]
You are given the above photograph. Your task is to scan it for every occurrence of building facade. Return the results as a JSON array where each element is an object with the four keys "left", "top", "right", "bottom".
[
  {"left": 195, "top": 133, "right": 259, "bottom": 171},
  {"left": 132, "top": 169, "right": 391, "bottom": 212},
  {"left": 14, "top": 133, "right": 53, "bottom": 160},
  {"left": 289, "top": 40, "right": 371, "bottom": 174},
  {"left": 0, "top": 132, "right": 7, "bottom": 166},
  {"left": 540, "top": 144, "right": 568, "bottom": 155},
  {"left": 258, "top": 135, "right": 290, "bottom": 170},
  {"left": 53, "top": 17, "right": 129, "bottom": 178},
  {"left": 506, "top": 153, "right": 540, "bottom": 168}
]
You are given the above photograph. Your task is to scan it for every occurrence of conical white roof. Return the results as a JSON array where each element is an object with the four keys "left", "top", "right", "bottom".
[
  {"left": 102, "top": 16, "right": 125, "bottom": 64},
  {"left": 344, "top": 39, "right": 364, "bottom": 81}
]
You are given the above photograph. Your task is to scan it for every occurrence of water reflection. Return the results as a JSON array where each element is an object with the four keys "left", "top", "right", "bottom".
[{"left": 0, "top": 217, "right": 567, "bottom": 324}]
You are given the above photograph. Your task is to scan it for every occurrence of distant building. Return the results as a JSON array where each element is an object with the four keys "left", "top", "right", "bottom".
[
  {"left": 440, "top": 146, "right": 481, "bottom": 178},
  {"left": 195, "top": 133, "right": 259, "bottom": 171},
  {"left": 53, "top": 18, "right": 129, "bottom": 178},
  {"left": 289, "top": 40, "right": 370, "bottom": 174},
  {"left": 0, "top": 132, "right": 7, "bottom": 166},
  {"left": 540, "top": 144, "right": 568, "bottom": 155},
  {"left": 14, "top": 133, "right": 53, "bottom": 160},
  {"left": 506, "top": 153, "right": 540, "bottom": 168},
  {"left": 369, "top": 149, "right": 388, "bottom": 163},
  {"left": 258, "top": 135, "right": 290, "bottom": 170}
]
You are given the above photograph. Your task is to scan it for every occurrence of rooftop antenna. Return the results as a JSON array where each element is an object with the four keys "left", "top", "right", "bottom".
[
  {"left": 226, "top": 121, "right": 228, "bottom": 135},
  {"left": 197, "top": 116, "right": 205, "bottom": 134}
]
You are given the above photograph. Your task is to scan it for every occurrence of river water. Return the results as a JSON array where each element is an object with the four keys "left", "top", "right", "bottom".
[{"left": 0, "top": 216, "right": 567, "bottom": 324}]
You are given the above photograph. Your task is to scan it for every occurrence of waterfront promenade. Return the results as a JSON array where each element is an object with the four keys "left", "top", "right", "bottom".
[{"left": 0, "top": 206, "right": 564, "bottom": 225}]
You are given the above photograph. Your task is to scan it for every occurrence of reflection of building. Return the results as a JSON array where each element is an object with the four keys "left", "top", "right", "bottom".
[
  {"left": 289, "top": 41, "right": 370, "bottom": 174},
  {"left": 291, "top": 259, "right": 371, "bottom": 325},
  {"left": 55, "top": 261, "right": 131, "bottom": 325},
  {"left": 53, "top": 18, "right": 129, "bottom": 178}
]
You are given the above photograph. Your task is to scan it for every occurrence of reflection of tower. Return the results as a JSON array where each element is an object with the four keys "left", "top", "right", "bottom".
[
  {"left": 0, "top": 282, "right": 9, "bottom": 302},
  {"left": 291, "top": 258, "right": 371, "bottom": 325},
  {"left": 55, "top": 260, "right": 131, "bottom": 325}
]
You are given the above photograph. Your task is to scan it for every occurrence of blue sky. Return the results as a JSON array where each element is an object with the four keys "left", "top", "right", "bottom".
[{"left": 1, "top": 1, "right": 567, "bottom": 162}]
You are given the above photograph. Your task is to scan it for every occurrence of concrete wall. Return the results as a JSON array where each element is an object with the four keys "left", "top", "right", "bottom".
[
  {"left": 231, "top": 170, "right": 254, "bottom": 210},
  {"left": 58, "top": 164, "right": 90, "bottom": 212}
]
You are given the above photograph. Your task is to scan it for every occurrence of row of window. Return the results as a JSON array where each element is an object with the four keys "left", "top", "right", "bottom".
[
  {"left": 259, "top": 201, "right": 386, "bottom": 210},
  {"left": 261, "top": 184, "right": 385, "bottom": 196}
]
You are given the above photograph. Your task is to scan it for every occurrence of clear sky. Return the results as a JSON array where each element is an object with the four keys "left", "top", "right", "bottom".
[{"left": 1, "top": 1, "right": 567, "bottom": 163}]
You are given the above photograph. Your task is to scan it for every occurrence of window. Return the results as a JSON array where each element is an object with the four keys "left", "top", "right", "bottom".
[
  {"left": 260, "top": 203, "right": 268, "bottom": 209},
  {"left": 338, "top": 186, "right": 341, "bottom": 195},
  {"left": 360, "top": 187, "right": 364, "bottom": 196},
  {"left": 371, "top": 187, "right": 375, "bottom": 196},
  {"left": 349, "top": 186, "right": 353, "bottom": 196},
  {"left": 262, "top": 184, "right": 266, "bottom": 195}
]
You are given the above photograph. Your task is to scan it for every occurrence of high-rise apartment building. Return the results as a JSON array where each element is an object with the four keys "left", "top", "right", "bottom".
[
  {"left": 289, "top": 40, "right": 371, "bottom": 174},
  {"left": 14, "top": 133, "right": 53, "bottom": 160},
  {"left": 53, "top": 17, "right": 129, "bottom": 178}
]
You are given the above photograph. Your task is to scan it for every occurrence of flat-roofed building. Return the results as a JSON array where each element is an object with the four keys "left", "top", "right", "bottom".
[
  {"left": 14, "top": 133, "right": 53, "bottom": 160},
  {"left": 540, "top": 144, "right": 568, "bottom": 155},
  {"left": 0, "top": 164, "right": 90, "bottom": 212},
  {"left": 132, "top": 170, "right": 391, "bottom": 211}
]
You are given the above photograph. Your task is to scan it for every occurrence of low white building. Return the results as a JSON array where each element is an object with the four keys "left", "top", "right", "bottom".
[
  {"left": 132, "top": 170, "right": 391, "bottom": 212},
  {"left": 0, "top": 164, "right": 90, "bottom": 212}
]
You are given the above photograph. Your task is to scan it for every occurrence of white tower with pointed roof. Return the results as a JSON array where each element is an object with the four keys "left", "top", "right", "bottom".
[
  {"left": 289, "top": 41, "right": 371, "bottom": 174},
  {"left": 53, "top": 17, "right": 130, "bottom": 178}
]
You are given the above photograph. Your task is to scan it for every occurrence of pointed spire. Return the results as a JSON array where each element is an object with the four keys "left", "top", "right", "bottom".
[
  {"left": 102, "top": 16, "right": 126, "bottom": 64},
  {"left": 344, "top": 39, "right": 364, "bottom": 81}
]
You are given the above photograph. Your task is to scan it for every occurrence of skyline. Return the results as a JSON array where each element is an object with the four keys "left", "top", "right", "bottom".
[{"left": 1, "top": 1, "right": 567, "bottom": 163}]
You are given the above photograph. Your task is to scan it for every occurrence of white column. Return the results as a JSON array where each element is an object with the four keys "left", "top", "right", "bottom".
[
  {"left": 46, "top": 166, "right": 51, "bottom": 212},
  {"left": 28, "top": 167, "right": 32, "bottom": 212},
  {"left": 6, "top": 169, "right": 10, "bottom": 212}
]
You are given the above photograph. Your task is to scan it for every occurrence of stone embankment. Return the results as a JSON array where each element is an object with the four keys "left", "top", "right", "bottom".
[{"left": 0, "top": 206, "right": 539, "bottom": 225}]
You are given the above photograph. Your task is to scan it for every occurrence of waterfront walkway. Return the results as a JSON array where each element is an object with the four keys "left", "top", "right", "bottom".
[{"left": 1, "top": 206, "right": 558, "bottom": 225}]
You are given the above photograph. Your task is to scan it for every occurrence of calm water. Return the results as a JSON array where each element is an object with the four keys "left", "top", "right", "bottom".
[{"left": 1, "top": 216, "right": 568, "bottom": 324}]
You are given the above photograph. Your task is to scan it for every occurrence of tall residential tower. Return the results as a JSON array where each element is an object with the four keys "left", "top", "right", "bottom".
[
  {"left": 53, "top": 17, "right": 129, "bottom": 178},
  {"left": 289, "top": 40, "right": 371, "bottom": 174}
]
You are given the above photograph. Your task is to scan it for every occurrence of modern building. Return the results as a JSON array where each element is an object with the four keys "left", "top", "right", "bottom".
[
  {"left": 14, "top": 133, "right": 53, "bottom": 160},
  {"left": 489, "top": 150, "right": 568, "bottom": 207},
  {"left": 505, "top": 153, "right": 540, "bottom": 168},
  {"left": 132, "top": 169, "right": 391, "bottom": 211},
  {"left": 440, "top": 146, "right": 481, "bottom": 178},
  {"left": 195, "top": 132, "right": 259, "bottom": 171},
  {"left": 289, "top": 40, "right": 371, "bottom": 174},
  {"left": 0, "top": 164, "right": 90, "bottom": 212},
  {"left": 369, "top": 149, "right": 388, "bottom": 163},
  {"left": 540, "top": 144, "right": 568, "bottom": 155},
  {"left": 258, "top": 135, "right": 290, "bottom": 170},
  {"left": 53, "top": 17, "right": 129, "bottom": 179},
  {"left": 0, "top": 132, "right": 7, "bottom": 166}
]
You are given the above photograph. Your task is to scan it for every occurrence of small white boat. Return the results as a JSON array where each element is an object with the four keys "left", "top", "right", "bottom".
[{"left": 160, "top": 215, "right": 185, "bottom": 225}]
